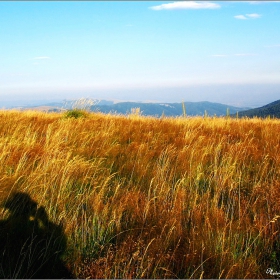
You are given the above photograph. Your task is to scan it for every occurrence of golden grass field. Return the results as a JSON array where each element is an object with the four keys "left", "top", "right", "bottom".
[{"left": 0, "top": 109, "right": 279, "bottom": 278}]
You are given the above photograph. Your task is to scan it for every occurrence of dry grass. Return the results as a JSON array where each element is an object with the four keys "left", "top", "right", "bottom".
[{"left": 0, "top": 109, "right": 279, "bottom": 278}]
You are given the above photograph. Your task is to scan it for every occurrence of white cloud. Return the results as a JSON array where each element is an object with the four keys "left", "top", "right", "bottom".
[
  {"left": 150, "top": 1, "right": 220, "bottom": 11},
  {"left": 246, "top": 13, "right": 261, "bottom": 18},
  {"left": 234, "top": 15, "right": 247, "bottom": 20},
  {"left": 33, "top": 56, "right": 51, "bottom": 60},
  {"left": 234, "top": 13, "right": 261, "bottom": 20}
]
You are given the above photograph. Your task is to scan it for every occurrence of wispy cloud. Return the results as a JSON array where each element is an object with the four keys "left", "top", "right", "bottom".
[
  {"left": 33, "top": 56, "right": 51, "bottom": 60},
  {"left": 211, "top": 54, "right": 228, "bottom": 57},
  {"left": 150, "top": 1, "right": 220, "bottom": 11},
  {"left": 234, "top": 53, "right": 257, "bottom": 56},
  {"left": 211, "top": 53, "right": 257, "bottom": 57},
  {"left": 247, "top": 1, "right": 262, "bottom": 4},
  {"left": 265, "top": 44, "right": 280, "bottom": 48},
  {"left": 234, "top": 13, "right": 261, "bottom": 19},
  {"left": 234, "top": 15, "right": 247, "bottom": 20},
  {"left": 248, "top": 1, "right": 280, "bottom": 4},
  {"left": 246, "top": 13, "right": 261, "bottom": 18}
]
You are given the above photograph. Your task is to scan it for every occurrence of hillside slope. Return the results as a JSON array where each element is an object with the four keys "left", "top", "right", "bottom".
[{"left": 236, "top": 99, "right": 280, "bottom": 118}]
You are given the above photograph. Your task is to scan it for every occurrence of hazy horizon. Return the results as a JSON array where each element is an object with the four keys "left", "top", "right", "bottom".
[{"left": 0, "top": 1, "right": 279, "bottom": 108}]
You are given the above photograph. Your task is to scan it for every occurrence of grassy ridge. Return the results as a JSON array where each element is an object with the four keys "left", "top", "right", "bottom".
[
  {"left": 235, "top": 100, "right": 280, "bottom": 119},
  {"left": 0, "top": 110, "right": 280, "bottom": 278}
]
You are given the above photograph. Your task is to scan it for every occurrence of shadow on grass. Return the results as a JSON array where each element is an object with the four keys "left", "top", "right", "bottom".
[{"left": 0, "top": 192, "right": 73, "bottom": 279}]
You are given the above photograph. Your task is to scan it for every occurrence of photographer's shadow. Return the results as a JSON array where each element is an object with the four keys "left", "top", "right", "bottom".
[{"left": 0, "top": 192, "right": 73, "bottom": 279}]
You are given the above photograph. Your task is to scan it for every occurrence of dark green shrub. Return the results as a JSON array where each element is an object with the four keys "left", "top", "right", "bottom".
[{"left": 63, "top": 109, "right": 88, "bottom": 119}]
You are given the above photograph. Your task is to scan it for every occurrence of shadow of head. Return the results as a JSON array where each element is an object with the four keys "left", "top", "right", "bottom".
[
  {"left": 0, "top": 191, "right": 73, "bottom": 279},
  {"left": 3, "top": 192, "right": 38, "bottom": 217}
]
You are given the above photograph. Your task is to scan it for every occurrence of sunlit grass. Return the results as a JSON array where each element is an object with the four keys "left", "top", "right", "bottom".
[{"left": 0, "top": 109, "right": 279, "bottom": 278}]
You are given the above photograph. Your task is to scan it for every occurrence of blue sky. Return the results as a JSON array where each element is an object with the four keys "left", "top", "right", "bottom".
[{"left": 0, "top": 1, "right": 279, "bottom": 107}]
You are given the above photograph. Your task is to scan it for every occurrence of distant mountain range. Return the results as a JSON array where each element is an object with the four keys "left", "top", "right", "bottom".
[
  {"left": 11, "top": 100, "right": 249, "bottom": 117},
  {"left": 90, "top": 101, "right": 246, "bottom": 117},
  {"left": 9, "top": 99, "right": 280, "bottom": 119},
  {"left": 33, "top": 100, "right": 247, "bottom": 117},
  {"left": 232, "top": 99, "right": 280, "bottom": 118}
]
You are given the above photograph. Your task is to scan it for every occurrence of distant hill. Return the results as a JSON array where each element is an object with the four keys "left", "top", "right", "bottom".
[
  {"left": 234, "top": 100, "right": 280, "bottom": 118},
  {"left": 11, "top": 99, "right": 248, "bottom": 117},
  {"left": 91, "top": 101, "right": 245, "bottom": 117}
]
